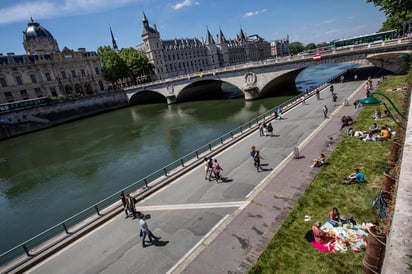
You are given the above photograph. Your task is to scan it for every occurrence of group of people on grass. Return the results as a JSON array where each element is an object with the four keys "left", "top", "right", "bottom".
[{"left": 309, "top": 207, "right": 379, "bottom": 252}]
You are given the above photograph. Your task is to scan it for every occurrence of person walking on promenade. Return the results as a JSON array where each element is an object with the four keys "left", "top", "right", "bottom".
[
  {"left": 139, "top": 214, "right": 159, "bottom": 248},
  {"left": 316, "top": 88, "right": 320, "bottom": 100},
  {"left": 127, "top": 194, "right": 137, "bottom": 219},
  {"left": 212, "top": 159, "right": 223, "bottom": 182},
  {"left": 329, "top": 84, "right": 334, "bottom": 94},
  {"left": 120, "top": 193, "right": 130, "bottom": 218},
  {"left": 204, "top": 157, "right": 210, "bottom": 180},
  {"left": 258, "top": 123, "right": 265, "bottom": 136},
  {"left": 254, "top": 150, "right": 264, "bottom": 172},
  {"left": 207, "top": 157, "right": 214, "bottom": 181},
  {"left": 322, "top": 105, "right": 328, "bottom": 119},
  {"left": 332, "top": 93, "right": 338, "bottom": 106},
  {"left": 266, "top": 123, "right": 273, "bottom": 136}
]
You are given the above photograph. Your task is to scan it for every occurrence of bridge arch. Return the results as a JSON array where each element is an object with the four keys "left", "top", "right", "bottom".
[{"left": 129, "top": 89, "right": 167, "bottom": 105}]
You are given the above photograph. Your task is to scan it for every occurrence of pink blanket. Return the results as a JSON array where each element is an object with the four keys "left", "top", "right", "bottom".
[{"left": 310, "top": 241, "right": 335, "bottom": 253}]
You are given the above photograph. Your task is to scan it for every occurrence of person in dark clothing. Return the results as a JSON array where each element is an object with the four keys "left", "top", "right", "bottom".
[{"left": 120, "top": 193, "right": 129, "bottom": 218}]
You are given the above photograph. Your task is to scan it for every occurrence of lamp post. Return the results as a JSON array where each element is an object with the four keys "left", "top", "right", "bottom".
[{"left": 359, "top": 91, "right": 407, "bottom": 130}]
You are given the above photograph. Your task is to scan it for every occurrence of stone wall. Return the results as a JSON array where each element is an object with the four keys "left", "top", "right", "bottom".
[{"left": 0, "top": 92, "right": 128, "bottom": 140}]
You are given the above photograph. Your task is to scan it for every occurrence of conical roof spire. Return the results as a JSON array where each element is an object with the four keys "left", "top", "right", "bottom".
[
  {"left": 205, "top": 27, "right": 215, "bottom": 45},
  {"left": 110, "top": 26, "right": 118, "bottom": 52}
]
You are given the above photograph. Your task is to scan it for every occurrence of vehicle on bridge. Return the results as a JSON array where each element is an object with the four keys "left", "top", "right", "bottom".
[{"left": 333, "top": 30, "right": 396, "bottom": 48}]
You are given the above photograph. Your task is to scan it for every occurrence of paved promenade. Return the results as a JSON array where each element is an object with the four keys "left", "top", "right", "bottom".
[{"left": 19, "top": 76, "right": 383, "bottom": 274}]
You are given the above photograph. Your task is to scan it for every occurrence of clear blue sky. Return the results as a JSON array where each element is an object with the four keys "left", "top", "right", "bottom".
[{"left": 0, "top": 0, "right": 386, "bottom": 55}]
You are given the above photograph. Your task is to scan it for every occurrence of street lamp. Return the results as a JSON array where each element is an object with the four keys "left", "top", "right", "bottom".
[{"left": 359, "top": 91, "right": 408, "bottom": 130}]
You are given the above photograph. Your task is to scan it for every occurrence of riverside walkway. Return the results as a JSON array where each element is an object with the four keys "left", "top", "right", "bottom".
[{"left": 8, "top": 74, "right": 404, "bottom": 273}]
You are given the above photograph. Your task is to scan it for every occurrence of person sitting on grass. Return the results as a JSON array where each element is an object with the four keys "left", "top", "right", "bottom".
[
  {"left": 311, "top": 153, "right": 325, "bottom": 168},
  {"left": 343, "top": 168, "right": 365, "bottom": 184},
  {"left": 363, "top": 132, "right": 376, "bottom": 142},
  {"left": 369, "top": 123, "right": 380, "bottom": 134},
  {"left": 376, "top": 126, "right": 390, "bottom": 141},
  {"left": 327, "top": 207, "right": 345, "bottom": 227},
  {"left": 353, "top": 128, "right": 366, "bottom": 139},
  {"left": 312, "top": 221, "right": 334, "bottom": 243}
]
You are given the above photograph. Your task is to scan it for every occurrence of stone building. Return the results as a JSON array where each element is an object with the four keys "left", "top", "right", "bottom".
[
  {"left": 270, "top": 36, "right": 289, "bottom": 57},
  {"left": 138, "top": 13, "right": 272, "bottom": 80},
  {"left": 0, "top": 19, "right": 107, "bottom": 105}
]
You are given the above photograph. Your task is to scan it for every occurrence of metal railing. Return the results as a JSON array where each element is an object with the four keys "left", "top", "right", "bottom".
[{"left": 0, "top": 71, "right": 345, "bottom": 272}]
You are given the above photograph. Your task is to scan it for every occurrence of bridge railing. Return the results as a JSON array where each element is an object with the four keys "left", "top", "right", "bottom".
[{"left": 0, "top": 69, "right": 348, "bottom": 272}]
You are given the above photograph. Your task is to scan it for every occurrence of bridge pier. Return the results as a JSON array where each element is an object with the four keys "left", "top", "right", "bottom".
[
  {"left": 166, "top": 95, "right": 177, "bottom": 104},
  {"left": 243, "top": 87, "right": 261, "bottom": 101}
]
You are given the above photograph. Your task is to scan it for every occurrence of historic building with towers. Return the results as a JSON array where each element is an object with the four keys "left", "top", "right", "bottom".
[
  {"left": 0, "top": 19, "right": 107, "bottom": 105},
  {"left": 137, "top": 13, "right": 272, "bottom": 80}
]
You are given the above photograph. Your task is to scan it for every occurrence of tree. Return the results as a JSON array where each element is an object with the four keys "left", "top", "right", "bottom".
[
  {"left": 119, "top": 48, "right": 150, "bottom": 85},
  {"left": 288, "top": 42, "right": 304, "bottom": 55},
  {"left": 305, "top": 43, "right": 317, "bottom": 51},
  {"left": 366, "top": 0, "right": 412, "bottom": 33},
  {"left": 97, "top": 46, "right": 127, "bottom": 86}
]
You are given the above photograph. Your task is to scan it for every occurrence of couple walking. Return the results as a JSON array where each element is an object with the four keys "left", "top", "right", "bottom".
[{"left": 204, "top": 157, "right": 223, "bottom": 182}]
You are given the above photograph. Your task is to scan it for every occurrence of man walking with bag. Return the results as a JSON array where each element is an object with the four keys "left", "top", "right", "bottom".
[{"left": 139, "top": 214, "right": 160, "bottom": 248}]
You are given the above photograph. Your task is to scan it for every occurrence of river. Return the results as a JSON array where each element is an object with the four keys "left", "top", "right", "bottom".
[{"left": 0, "top": 63, "right": 354, "bottom": 254}]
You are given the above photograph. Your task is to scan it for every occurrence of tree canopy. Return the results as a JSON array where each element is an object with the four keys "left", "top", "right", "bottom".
[
  {"left": 366, "top": 0, "right": 412, "bottom": 33},
  {"left": 288, "top": 42, "right": 304, "bottom": 55},
  {"left": 97, "top": 46, "right": 151, "bottom": 86}
]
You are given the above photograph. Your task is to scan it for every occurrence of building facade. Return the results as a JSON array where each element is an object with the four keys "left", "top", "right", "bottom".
[
  {"left": 139, "top": 13, "right": 272, "bottom": 80},
  {"left": 270, "top": 36, "right": 289, "bottom": 57},
  {"left": 0, "top": 19, "right": 107, "bottom": 105}
]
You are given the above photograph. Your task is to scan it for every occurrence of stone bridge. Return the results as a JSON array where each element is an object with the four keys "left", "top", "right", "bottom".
[{"left": 124, "top": 38, "right": 412, "bottom": 104}]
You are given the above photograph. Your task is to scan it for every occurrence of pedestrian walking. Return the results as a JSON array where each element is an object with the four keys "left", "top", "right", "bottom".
[
  {"left": 120, "top": 193, "right": 129, "bottom": 218},
  {"left": 254, "top": 150, "right": 264, "bottom": 172},
  {"left": 276, "top": 107, "right": 283, "bottom": 119},
  {"left": 139, "top": 214, "right": 159, "bottom": 248},
  {"left": 329, "top": 85, "right": 334, "bottom": 94},
  {"left": 258, "top": 123, "right": 264, "bottom": 136},
  {"left": 207, "top": 157, "right": 214, "bottom": 181},
  {"left": 204, "top": 157, "right": 209, "bottom": 180},
  {"left": 322, "top": 105, "right": 328, "bottom": 119},
  {"left": 266, "top": 123, "right": 273, "bottom": 136},
  {"left": 316, "top": 89, "right": 320, "bottom": 100},
  {"left": 332, "top": 93, "right": 338, "bottom": 106},
  {"left": 127, "top": 194, "right": 137, "bottom": 219},
  {"left": 301, "top": 95, "right": 306, "bottom": 105},
  {"left": 212, "top": 159, "right": 223, "bottom": 182}
]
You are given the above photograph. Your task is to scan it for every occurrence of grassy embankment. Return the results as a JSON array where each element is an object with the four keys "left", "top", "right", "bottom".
[{"left": 250, "top": 74, "right": 410, "bottom": 274}]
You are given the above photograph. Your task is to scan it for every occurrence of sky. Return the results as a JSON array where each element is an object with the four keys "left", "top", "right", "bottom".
[{"left": 0, "top": 0, "right": 387, "bottom": 55}]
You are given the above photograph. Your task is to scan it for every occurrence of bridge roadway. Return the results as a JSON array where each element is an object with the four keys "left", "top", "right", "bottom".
[{"left": 25, "top": 80, "right": 378, "bottom": 273}]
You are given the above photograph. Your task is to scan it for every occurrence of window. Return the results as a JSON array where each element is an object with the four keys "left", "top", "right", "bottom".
[
  {"left": 20, "top": 89, "right": 29, "bottom": 100},
  {"left": 30, "top": 74, "right": 37, "bottom": 83},
  {"left": 61, "top": 71, "right": 67, "bottom": 79},
  {"left": 15, "top": 76, "right": 23, "bottom": 85},
  {"left": 50, "top": 87, "right": 57, "bottom": 97},
  {"left": 71, "top": 70, "right": 77, "bottom": 78},
  {"left": 45, "top": 72, "right": 52, "bottom": 81},
  {"left": 81, "top": 69, "right": 85, "bottom": 76},
  {"left": 35, "top": 88, "right": 42, "bottom": 97},
  {"left": 0, "top": 77, "right": 7, "bottom": 87},
  {"left": 95, "top": 67, "right": 100, "bottom": 74},
  {"left": 4, "top": 92, "right": 14, "bottom": 102}
]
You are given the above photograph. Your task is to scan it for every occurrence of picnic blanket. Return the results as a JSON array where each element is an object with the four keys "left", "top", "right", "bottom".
[{"left": 320, "top": 222, "right": 368, "bottom": 252}]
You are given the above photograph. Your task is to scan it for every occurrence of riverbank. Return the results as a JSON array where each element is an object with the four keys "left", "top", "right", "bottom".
[{"left": 0, "top": 91, "right": 128, "bottom": 140}]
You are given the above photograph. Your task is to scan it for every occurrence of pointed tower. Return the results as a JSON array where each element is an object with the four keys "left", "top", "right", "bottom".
[
  {"left": 110, "top": 27, "right": 119, "bottom": 52},
  {"left": 216, "top": 27, "right": 229, "bottom": 67},
  {"left": 23, "top": 18, "right": 59, "bottom": 55},
  {"left": 205, "top": 28, "right": 218, "bottom": 69},
  {"left": 141, "top": 12, "right": 164, "bottom": 79}
]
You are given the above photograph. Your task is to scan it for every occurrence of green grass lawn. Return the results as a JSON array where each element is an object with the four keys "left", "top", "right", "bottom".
[{"left": 250, "top": 75, "right": 409, "bottom": 274}]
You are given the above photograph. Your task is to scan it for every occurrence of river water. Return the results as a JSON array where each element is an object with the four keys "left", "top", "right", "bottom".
[{"left": 0, "top": 63, "right": 354, "bottom": 254}]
